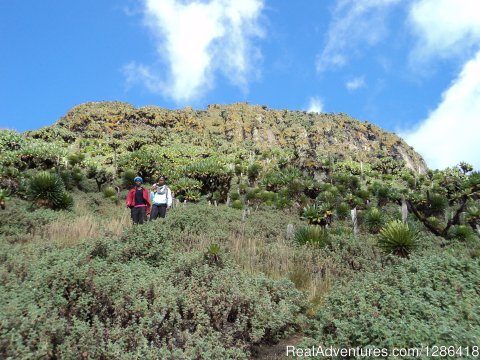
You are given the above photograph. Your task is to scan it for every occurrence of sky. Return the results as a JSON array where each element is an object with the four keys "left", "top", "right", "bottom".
[{"left": 1, "top": 0, "right": 479, "bottom": 170}]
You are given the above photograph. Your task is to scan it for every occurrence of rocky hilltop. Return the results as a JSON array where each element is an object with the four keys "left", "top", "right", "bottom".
[{"left": 34, "top": 101, "right": 427, "bottom": 173}]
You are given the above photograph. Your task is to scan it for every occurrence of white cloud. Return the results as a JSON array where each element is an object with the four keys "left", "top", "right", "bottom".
[
  {"left": 307, "top": 97, "right": 324, "bottom": 113},
  {"left": 404, "top": 0, "right": 480, "bottom": 170},
  {"left": 316, "top": 0, "right": 401, "bottom": 72},
  {"left": 409, "top": 0, "right": 480, "bottom": 62},
  {"left": 125, "top": 0, "right": 264, "bottom": 102},
  {"left": 346, "top": 76, "right": 365, "bottom": 91},
  {"left": 403, "top": 50, "right": 480, "bottom": 170}
]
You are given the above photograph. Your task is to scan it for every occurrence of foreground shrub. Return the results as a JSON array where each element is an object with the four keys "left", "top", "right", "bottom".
[
  {"left": 377, "top": 220, "right": 420, "bottom": 257},
  {"left": 303, "top": 253, "right": 480, "bottom": 349},
  {"left": 0, "top": 222, "right": 307, "bottom": 359}
]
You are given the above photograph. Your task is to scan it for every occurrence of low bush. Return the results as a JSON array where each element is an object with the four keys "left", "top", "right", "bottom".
[
  {"left": 0, "top": 221, "right": 307, "bottom": 359},
  {"left": 303, "top": 253, "right": 480, "bottom": 349},
  {"left": 231, "top": 199, "right": 244, "bottom": 210}
]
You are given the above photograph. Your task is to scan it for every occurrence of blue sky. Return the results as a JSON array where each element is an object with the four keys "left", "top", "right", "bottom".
[{"left": 1, "top": 0, "right": 479, "bottom": 169}]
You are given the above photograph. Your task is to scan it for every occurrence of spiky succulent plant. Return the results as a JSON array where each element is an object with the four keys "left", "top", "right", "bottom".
[
  {"left": 377, "top": 220, "right": 420, "bottom": 257},
  {"left": 365, "top": 207, "right": 384, "bottom": 234},
  {"left": 29, "top": 171, "right": 65, "bottom": 209},
  {"left": 294, "top": 225, "right": 330, "bottom": 247}
]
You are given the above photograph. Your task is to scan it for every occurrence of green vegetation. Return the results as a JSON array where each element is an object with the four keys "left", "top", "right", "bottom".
[
  {"left": 294, "top": 225, "right": 330, "bottom": 247},
  {"left": 303, "top": 253, "right": 480, "bottom": 349},
  {"left": 28, "top": 171, "right": 74, "bottom": 210},
  {"left": 1, "top": 102, "right": 479, "bottom": 358},
  {"left": 365, "top": 207, "right": 384, "bottom": 234},
  {"left": 377, "top": 220, "right": 420, "bottom": 257}
]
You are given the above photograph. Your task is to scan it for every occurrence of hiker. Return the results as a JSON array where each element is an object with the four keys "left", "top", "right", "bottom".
[
  {"left": 150, "top": 175, "right": 173, "bottom": 220},
  {"left": 126, "top": 176, "right": 151, "bottom": 225}
]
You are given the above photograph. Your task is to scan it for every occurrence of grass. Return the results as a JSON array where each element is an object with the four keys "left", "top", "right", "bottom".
[
  {"left": 36, "top": 212, "right": 130, "bottom": 247},
  {"left": 1, "top": 191, "right": 131, "bottom": 247}
]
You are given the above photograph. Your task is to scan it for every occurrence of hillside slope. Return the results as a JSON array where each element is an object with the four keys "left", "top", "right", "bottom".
[{"left": 36, "top": 101, "right": 427, "bottom": 173}]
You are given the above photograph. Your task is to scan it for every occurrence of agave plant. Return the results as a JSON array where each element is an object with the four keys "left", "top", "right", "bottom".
[
  {"left": 448, "top": 225, "right": 474, "bottom": 241},
  {"left": 302, "top": 204, "right": 333, "bottom": 227},
  {"left": 121, "top": 169, "right": 138, "bottom": 188},
  {"left": 294, "top": 225, "right": 330, "bottom": 247},
  {"left": 184, "top": 189, "right": 201, "bottom": 202},
  {"left": 336, "top": 202, "right": 350, "bottom": 220},
  {"left": 303, "top": 179, "right": 322, "bottom": 199},
  {"left": 57, "top": 192, "right": 75, "bottom": 211},
  {"left": 427, "top": 192, "right": 448, "bottom": 216},
  {"left": 29, "top": 171, "right": 65, "bottom": 209},
  {"left": 365, "top": 207, "right": 384, "bottom": 234},
  {"left": 302, "top": 204, "right": 320, "bottom": 223},
  {"left": 377, "top": 220, "right": 420, "bottom": 257},
  {"left": 205, "top": 243, "right": 222, "bottom": 265},
  {"left": 466, "top": 205, "right": 480, "bottom": 230}
]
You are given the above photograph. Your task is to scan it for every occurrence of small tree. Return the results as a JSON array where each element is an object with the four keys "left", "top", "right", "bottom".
[
  {"left": 87, "top": 166, "right": 114, "bottom": 192},
  {"left": 406, "top": 168, "right": 480, "bottom": 239}
]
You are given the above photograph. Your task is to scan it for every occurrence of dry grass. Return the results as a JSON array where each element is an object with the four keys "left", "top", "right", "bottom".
[
  {"left": 31, "top": 198, "right": 131, "bottom": 247},
  {"left": 38, "top": 211, "right": 130, "bottom": 247},
  {"left": 187, "top": 229, "right": 334, "bottom": 308}
]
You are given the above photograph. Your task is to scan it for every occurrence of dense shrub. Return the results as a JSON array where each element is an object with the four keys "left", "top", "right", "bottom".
[
  {"left": 0, "top": 201, "right": 58, "bottom": 238},
  {"left": 231, "top": 199, "right": 244, "bottom": 210},
  {"left": 303, "top": 253, "right": 480, "bottom": 349},
  {"left": 0, "top": 221, "right": 307, "bottom": 359}
]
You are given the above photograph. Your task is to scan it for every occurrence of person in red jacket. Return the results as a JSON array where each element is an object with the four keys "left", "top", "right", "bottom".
[{"left": 126, "top": 176, "right": 151, "bottom": 225}]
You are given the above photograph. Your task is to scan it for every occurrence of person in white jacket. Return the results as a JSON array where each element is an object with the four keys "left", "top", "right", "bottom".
[{"left": 150, "top": 176, "right": 173, "bottom": 220}]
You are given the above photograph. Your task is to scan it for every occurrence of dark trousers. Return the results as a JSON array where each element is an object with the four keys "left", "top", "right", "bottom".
[
  {"left": 131, "top": 206, "right": 147, "bottom": 224},
  {"left": 150, "top": 204, "right": 167, "bottom": 220}
]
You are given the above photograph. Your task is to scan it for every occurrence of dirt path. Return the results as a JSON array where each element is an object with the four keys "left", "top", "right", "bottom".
[{"left": 251, "top": 333, "right": 304, "bottom": 359}]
